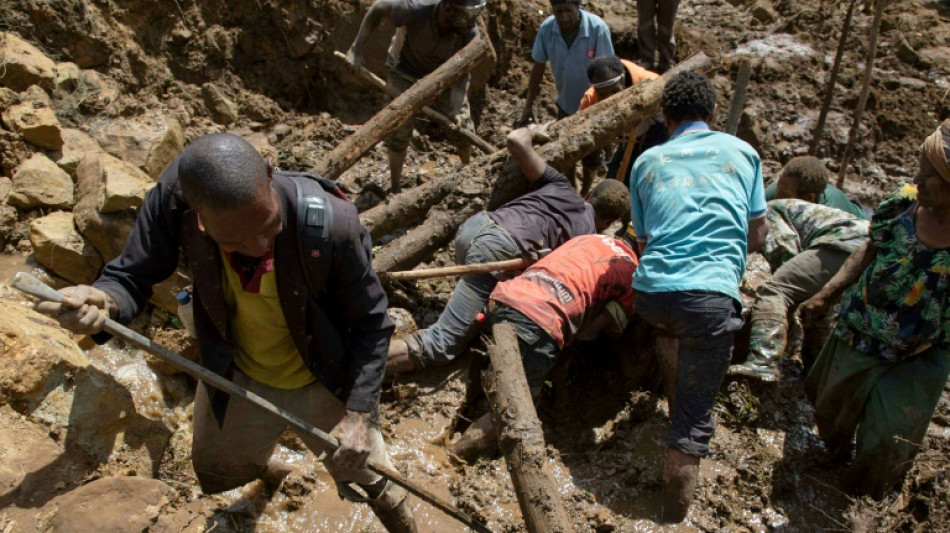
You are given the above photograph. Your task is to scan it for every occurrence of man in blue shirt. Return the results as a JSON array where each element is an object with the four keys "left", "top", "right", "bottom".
[
  {"left": 517, "top": 0, "right": 614, "bottom": 195},
  {"left": 629, "top": 72, "right": 768, "bottom": 522}
]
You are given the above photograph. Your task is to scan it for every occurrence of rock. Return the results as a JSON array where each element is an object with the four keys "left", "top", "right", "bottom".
[
  {"left": 1, "top": 91, "right": 64, "bottom": 150},
  {"left": 896, "top": 33, "right": 920, "bottom": 66},
  {"left": 917, "top": 47, "right": 950, "bottom": 71},
  {"left": 883, "top": 77, "right": 929, "bottom": 91},
  {"left": 749, "top": 0, "right": 778, "bottom": 24},
  {"left": 90, "top": 113, "right": 184, "bottom": 180},
  {"left": 149, "top": 500, "right": 211, "bottom": 533},
  {"left": 0, "top": 176, "right": 11, "bottom": 202},
  {"left": 47, "top": 477, "right": 174, "bottom": 533},
  {"left": 51, "top": 128, "right": 103, "bottom": 175},
  {"left": 97, "top": 155, "right": 154, "bottom": 213},
  {"left": 202, "top": 83, "right": 240, "bottom": 125},
  {"left": 54, "top": 61, "right": 84, "bottom": 91},
  {"left": 241, "top": 131, "right": 277, "bottom": 160},
  {"left": 0, "top": 32, "right": 57, "bottom": 91},
  {"left": 30, "top": 211, "right": 103, "bottom": 284},
  {"left": 7, "top": 152, "right": 74, "bottom": 209},
  {"left": 0, "top": 205, "right": 16, "bottom": 246},
  {"left": 73, "top": 152, "right": 139, "bottom": 262}
]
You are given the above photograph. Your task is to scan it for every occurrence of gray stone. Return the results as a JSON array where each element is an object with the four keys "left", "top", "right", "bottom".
[
  {"left": 0, "top": 32, "right": 57, "bottom": 91},
  {"left": 30, "top": 211, "right": 103, "bottom": 284},
  {"left": 90, "top": 113, "right": 184, "bottom": 180},
  {"left": 749, "top": 0, "right": 779, "bottom": 24},
  {"left": 8, "top": 152, "right": 74, "bottom": 209}
]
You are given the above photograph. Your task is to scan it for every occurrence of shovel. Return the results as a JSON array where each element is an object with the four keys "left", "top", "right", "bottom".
[{"left": 12, "top": 272, "right": 493, "bottom": 533}]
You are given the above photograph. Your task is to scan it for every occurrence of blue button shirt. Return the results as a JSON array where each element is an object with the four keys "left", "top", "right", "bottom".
[
  {"left": 531, "top": 9, "right": 614, "bottom": 115},
  {"left": 630, "top": 122, "right": 766, "bottom": 302}
]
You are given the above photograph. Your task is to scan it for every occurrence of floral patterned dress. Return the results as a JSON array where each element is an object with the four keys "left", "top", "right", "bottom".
[{"left": 836, "top": 186, "right": 950, "bottom": 361}]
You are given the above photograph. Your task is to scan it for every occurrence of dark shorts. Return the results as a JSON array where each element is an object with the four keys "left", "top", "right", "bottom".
[
  {"left": 635, "top": 290, "right": 743, "bottom": 457},
  {"left": 491, "top": 302, "right": 561, "bottom": 391}
]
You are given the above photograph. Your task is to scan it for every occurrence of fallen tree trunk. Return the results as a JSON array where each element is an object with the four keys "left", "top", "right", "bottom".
[
  {"left": 332, "top": 50, "right": 497, "bottom": 155},
  {"left": 313, "top": 36, "right": 492, "bottom": 181},
  {"left": 369, "top": 53, "right": 711, "bottom": 270},
  {"left": 483, "top": 322, "right": 571, "bottom": 533}
]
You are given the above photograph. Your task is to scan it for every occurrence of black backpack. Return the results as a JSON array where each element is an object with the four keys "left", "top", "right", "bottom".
[{"left": 285, "top": 171, "right": 350, "bottom": 299}]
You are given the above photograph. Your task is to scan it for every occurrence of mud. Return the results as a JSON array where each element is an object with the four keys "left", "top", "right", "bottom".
[{"left": 2, "top": 0, "right": 950, "bottom": 531}]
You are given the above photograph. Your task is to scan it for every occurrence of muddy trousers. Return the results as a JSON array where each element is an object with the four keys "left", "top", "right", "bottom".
[
  {"left": 745, "top": 247, "right": 850, "bottom": 376},
  {"left": 636, "top": 0, "right": 681, "bottom": 72},
  {"left": 411, "top": 212, "right": 522, "bottom": 368},
  {"left": 192, "top": 371, "right": 398, "bottom": 496},
  {"left": 805, "top": 333, "right": 950, "bottom": 497},
  {"left": 635, "top": 290, "right": 744, "bottom": 457}
]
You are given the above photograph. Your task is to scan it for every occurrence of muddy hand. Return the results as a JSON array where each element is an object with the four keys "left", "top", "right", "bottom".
[
  {"left": 345, "top": 47, "right": 363, "bottom": 70},
  {"left": 34, "top": 284, "right": 115, "bottom": 336},
  {"left": 330, "top": 410, "right": 373, "bottom": 471}
]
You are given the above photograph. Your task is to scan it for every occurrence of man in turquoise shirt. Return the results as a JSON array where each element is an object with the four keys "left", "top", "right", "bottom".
[
  {"left": 765, "top": 155, "right": 868, "bottom": 219},
  {"left": 629, "top": 72, "right": 768, "bottom": 523},
  {"left": 517, "top": 0, "right": 614, "bottom": 194}
]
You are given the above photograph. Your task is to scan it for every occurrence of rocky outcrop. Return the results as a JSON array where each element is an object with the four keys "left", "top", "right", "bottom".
[
  {"left": 29, "top": 210, "right": 103, "bottom": 284},
  {"left": 7, "top": 152, "right": 74, "bottom": 209},
  {"left": 0, "top": 32, "right": 57, "bottom": 91},
  {"left": 1, "top": 86, "right": 64, "bottom": 150},
  {"left": 90, "top": 113, "right": 184, "bottom": 180},
  {"left": 47, "top": 477, "right": 174, "bottom": 533}
]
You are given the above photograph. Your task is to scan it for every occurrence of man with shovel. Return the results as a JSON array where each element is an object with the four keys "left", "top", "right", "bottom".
[
  {"left": 34, "top": 133, "right": 418, "bottom": 533},
  {"left": 346, "top": 0, "right": 486, "bottom": 193}
]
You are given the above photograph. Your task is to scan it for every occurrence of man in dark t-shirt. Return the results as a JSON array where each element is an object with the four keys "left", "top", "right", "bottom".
[
  {"left": 346, "top": 0, "right": 485, "bottom": 193},
  {"left": 386, "top": 124, "right": 632, "bottom": 373}
]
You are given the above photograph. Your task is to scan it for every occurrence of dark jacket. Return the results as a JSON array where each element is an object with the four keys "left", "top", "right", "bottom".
[{"left": 93, "top": 161, "right": 393, "bottom": 418}]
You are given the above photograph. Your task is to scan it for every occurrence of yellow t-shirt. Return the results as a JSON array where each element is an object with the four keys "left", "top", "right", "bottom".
[{"left": 220, "top": 250, "right": 316, "bottom": 389}]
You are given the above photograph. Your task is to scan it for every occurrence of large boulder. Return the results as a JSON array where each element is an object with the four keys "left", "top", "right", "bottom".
[
  {"left": 1, "top": 87, "right": 64, "bottom": 150},
  {"left": 0, "top": 32, "right": 57, "bottom": 91},
  {"left": 90, "top": 113, "right": 184, "bottom": 180},
  {"left": 47, "top": 477, "right": 174, "bottom": 533},
  {"left": 51, "top": 128, "right": 104, "bottom": 175},
  {"left": 7, "top": 152, "right": 75, "bottom": 209},
  {"left": 30, "top": 211, "right": 103, "bottom": 284},
  {"left": 0, "top": 299, "right": 173, "bottom": 482}
]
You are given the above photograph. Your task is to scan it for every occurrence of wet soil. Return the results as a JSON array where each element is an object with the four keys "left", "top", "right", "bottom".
[{"left": 2, "top": 0, "right": 950, "bottom": 531}]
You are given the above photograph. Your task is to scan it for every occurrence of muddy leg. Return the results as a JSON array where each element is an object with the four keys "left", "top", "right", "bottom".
[
  {"left": 388, "top": 148, "right": 407, "bottom": 194},
  {"left": 656, "top": 335, "right": 678, "bottom": 415},
  {"left": 661, "top": 447, "right": 700, "bottom": 523}
]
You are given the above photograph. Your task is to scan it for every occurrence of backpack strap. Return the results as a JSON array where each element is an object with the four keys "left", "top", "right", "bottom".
[{"left": 288, "top": 172, "right": 343, "bottom": 299}]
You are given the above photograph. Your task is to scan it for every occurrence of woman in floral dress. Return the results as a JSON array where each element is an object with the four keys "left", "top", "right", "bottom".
[{"left": 802, "top": 119, "right": 950, "bottom": 497}]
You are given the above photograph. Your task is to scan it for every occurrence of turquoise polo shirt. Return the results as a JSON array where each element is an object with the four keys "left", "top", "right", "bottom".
[
  {"left": 531, "top": 9, "right": 614, "bottom": 115},
  {"left": 630, "top": 122, "right": 767, "bottom": 302}
]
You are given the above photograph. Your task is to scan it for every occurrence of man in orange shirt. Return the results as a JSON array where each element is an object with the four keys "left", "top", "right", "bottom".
[
  {"left": 449, "top": 233, "right": 639, "bottom": 456},
  {"left": 579, "top": 55, "right": 667, "bottom": 187}
]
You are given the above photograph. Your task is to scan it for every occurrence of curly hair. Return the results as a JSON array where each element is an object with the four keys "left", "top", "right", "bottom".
[
  {"left": 660, "top": 71, "right": 717, "bottom": 123},
  {"left": 588, "top": 179, "right": 631, "bottom": 222},
  {"left": 782, "top": 156, "right": 829, "bottom": 198}
]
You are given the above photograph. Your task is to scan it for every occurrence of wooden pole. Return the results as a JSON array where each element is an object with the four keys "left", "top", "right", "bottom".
[
  {"left": 333, "top": 51, "right": 497, "bottom": 155},
  {"left": 383, "top": 258, "right": 524, "bottom": 281},
  {"left": 809, "top": 0, "right": 860, "bottom": 155},
  {"left": 836, "top": 0, "right": 885, "bottom": 188},
  {"left": 369, "top": 52, "right": 712, "bottom": 272},
  {"left": 483, "top": 322, "right": 571, "bottom": 533},
  {"left": 725, "top": 58, "right": 752, "bottom": 136},
  {"left": 313, "top": 36, "right": 491, "bottom": 181},
  {"left": 11, "top": 273, "right": 494, "bottom": 533}
]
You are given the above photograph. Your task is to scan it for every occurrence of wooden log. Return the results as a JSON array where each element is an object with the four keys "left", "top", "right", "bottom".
[
  {"left": 809, "top": 0, "right": 859, "bottom": 155},
  {"left": 333, "top": 51, "right": 497, "bottom": 155},
  {"left": 368, "top": 53, "right": 711, "bottom": 270},
  {"left": 725, "top": 58, "right": 752, "bottom": 136},
  {"left": 382, "top": 258, "right": 524, "bottom": 281},
  {"left": 483, "top": 323, "right": 571, "bottom": 533},
  {"left": 313, "top": 36, "right": 491, "bottom": 181},
  {"left": 836, "top": 0, "right": 885, "bottom": 188}
]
